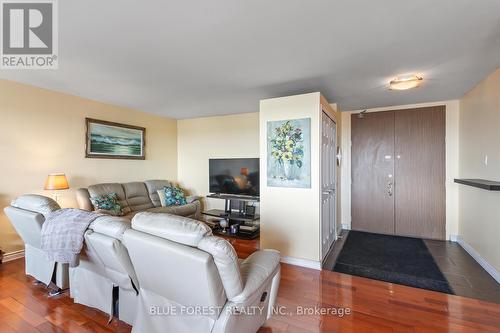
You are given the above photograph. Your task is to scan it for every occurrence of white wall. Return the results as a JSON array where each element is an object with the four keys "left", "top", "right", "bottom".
[
  {"left": 259, "top": 93, "right": 322, "bottom": 262},
  {"left": 177, "top": 113, "right": 260, "bottom": 210},
  {"left": 459, "top": 68, "right": 500, "bottom": 273},
  {"left": 340, "top": 100, "right": 460, "bottom": 240}
]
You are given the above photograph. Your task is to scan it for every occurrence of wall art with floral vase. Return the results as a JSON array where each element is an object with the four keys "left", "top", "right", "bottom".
[{"left": 267, "top": 118, "right": 311, "bottom": 188}]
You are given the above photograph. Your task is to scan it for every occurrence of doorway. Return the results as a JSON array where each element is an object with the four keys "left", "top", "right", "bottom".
[{"left": 351, "top": 106, "right": 446, "bottom": 239}]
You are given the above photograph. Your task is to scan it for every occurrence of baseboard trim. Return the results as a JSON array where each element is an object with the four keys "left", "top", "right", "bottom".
[
  {"left": 455, "top": 236, "right": 500, "bottom": 284},
  {"left": 281, "top": 256, "right": 321, "bottom": 270},
  {"left": 449, "top": 234, "right": 459, "bottom": 242},
  {"left": 2, "top": 250, "right": 25, "bottom": 263}
]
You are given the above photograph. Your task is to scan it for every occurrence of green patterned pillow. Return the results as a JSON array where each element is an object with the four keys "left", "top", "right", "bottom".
[
  {"left": 90, "top": 192, "right": 123, "bottom": 216},
  {"left": 162, "top": 186, "right": 187, "bottom": 206}
]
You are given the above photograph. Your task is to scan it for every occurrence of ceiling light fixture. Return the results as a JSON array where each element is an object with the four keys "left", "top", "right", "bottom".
[{"left": 389, "top": 74, "right": 423, "bottom": 90}]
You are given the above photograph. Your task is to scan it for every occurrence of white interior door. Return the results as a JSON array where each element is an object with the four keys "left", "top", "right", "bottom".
[
  {"left": 329, "top": 118, "right": 336, "bottom": 245},
  {"left": 321, "top": 112, "right": 337, "bottom": 259}
]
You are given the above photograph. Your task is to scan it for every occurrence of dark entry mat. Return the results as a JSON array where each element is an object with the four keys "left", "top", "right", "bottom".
[{"left": 333, "top": 231, "right": 454, "bottom": 294}]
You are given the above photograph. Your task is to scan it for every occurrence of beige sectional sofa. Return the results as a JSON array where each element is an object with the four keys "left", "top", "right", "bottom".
[{"left": 75, "top": 179, "right": 201, "bottom": 219}]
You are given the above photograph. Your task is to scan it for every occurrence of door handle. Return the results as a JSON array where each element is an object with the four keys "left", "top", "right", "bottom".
[{"left": 387, "top": 181, "right": 393, "bottom": 197}]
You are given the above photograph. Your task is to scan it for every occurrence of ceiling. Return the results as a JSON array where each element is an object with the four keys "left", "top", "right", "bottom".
[{"left": 2, "top": 0, "right": 500, "bottom": 118}]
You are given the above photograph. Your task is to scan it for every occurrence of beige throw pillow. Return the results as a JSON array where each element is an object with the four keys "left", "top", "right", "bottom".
[{"left": 157, "top": 189, "right": 167, "bottom": 207}]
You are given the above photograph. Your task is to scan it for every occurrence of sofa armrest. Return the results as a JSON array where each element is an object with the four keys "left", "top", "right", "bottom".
[
  {"left": 76, "top": 188, "right": 93, "bottom": 211},
  {"left": 186, "top": 195, "right": 200, "bottom": 204},
  {"left": 186, "top": 198, "right": 201, "bottom": 219},
  {"left": 229, "top": 250, "right": 280, "bottom": 305}
]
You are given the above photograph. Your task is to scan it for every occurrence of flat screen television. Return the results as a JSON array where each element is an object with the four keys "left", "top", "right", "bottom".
[{"left": 209, "top": 158, "right": 260, "bottom": 197}]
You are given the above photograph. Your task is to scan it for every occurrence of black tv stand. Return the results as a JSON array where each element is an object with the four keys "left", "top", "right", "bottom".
[
  {"left": 206, "top": 193, "right": 260, "bottom": 202},
  {"left": 203, "top": 209, "right": 260, "bottom": 222},
  {"left": 204, "top": 194, "right": 259, "bottom": 218},
  {"left": 201, "top": 194, "right": 260, "bottom": 239}
]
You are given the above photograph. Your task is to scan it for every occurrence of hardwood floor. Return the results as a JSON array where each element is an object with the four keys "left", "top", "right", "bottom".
[{"left": 1, "top": 238, "right": 500, "bottom": 332}]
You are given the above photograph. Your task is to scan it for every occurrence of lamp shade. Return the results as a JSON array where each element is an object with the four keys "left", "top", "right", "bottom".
[{"left": 44, "top": 173, "right": 69, "bottom": 190}]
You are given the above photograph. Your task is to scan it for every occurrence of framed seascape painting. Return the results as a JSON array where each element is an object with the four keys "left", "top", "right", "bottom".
[
  {"left": 85, "top": 118, "right": 146, "bottom": 160},
  {"left": 267, "top": 118, "right": 311, "bottom": 188}
]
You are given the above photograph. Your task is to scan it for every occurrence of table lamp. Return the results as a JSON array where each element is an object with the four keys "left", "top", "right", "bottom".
[{"left": 44, "top": 173, "right": 69, "bottom": 202}]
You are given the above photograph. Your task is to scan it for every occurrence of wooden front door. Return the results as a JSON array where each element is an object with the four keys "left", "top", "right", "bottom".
[
  {"left": 394, "top": 106, "right": 446, "bottom": 239},
  {"left": 351, "top": 106, "right": 446, "bottom": 239},
  {"left": 351, "top": 111, "right": 395, "bottom": 235}
]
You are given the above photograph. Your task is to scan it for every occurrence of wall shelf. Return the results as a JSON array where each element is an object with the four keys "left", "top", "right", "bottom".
[{"left": 454, "top": 179, "right": 500, "bottom": 191}]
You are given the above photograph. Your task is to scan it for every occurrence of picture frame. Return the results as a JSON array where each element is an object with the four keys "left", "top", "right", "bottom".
[
  {"left": 267, "top": 117, "right": 311, "bottom": 188},
  {"left": 85, "top": 118, "right": 146, "bottom": 160}
]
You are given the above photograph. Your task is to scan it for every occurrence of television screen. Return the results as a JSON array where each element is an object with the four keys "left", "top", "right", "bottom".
[{"left": 209, "top": 158, "right": 260, "bottom": 197}]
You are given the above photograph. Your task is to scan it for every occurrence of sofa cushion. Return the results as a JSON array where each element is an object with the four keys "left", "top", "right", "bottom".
[
  {"left": 88, "top": 183, "right": 131, "bottom": 214},
  {"left": 146, "top": 203, "right": 198, "bottom": 217},
  {"left": 11, "top": 194, "right": 60, "bottom": 217},
  {"left": 144, "top": 180, "right": 171, "bottom": 207},
  {"left": 122, "top": 182, "right": 154, "bottom": 212},
  {"left": 131, "top": 212, "right": 211, "bottom": 247},
  {"left": 90, "top": 193, "right": 124, "bottom": 216},
  {"left": 159, "top": 186, "right": 187, "bottom": 207},
  {"left": 89, "top": 215, "right": 131, "bottom": 240}
]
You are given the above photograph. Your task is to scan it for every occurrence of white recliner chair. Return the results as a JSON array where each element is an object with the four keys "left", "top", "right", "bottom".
[
  {"left": 69, "top": 214, "right": 139, "bottom": 325},
  {"left": 4, "top": 194, "right": 138, "bottom": 324},
  {"left": 124, "top": 212, "right": 281, "bottom": 333},
  {"left": 4, "top": 194, "right": 69, "bottom": 294}
]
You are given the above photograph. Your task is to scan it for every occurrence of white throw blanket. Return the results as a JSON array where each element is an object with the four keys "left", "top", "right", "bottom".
[{"left": 41, "top": 208, "right": 102, "bottom": 267}]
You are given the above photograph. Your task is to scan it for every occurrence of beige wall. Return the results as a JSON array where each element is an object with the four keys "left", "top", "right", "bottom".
[
  {"left": 0, "top": 80, "right": 178, "bottom": 253},
  {"left": 177, "top": 113, "right": 260, "bottom": 210},
  {"left": 8, "top": 71, "right": 496, "bottom": 274},
  {"left": 259, "top": 93, "right": 340, "bottom": 263},
  {"left": 178, "top": 97, "right": 341, "bottom": 265},
  {"left": 459, "top": 68, "right": 500, "bottom": 272},
  {"left": 340, "top": 100, "right": 460, "bottom": 240}
]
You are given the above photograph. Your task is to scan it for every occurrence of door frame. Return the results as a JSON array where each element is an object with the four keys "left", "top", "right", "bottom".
[{"left": 340, "top": 101, "right": 459, "bottom": 241}]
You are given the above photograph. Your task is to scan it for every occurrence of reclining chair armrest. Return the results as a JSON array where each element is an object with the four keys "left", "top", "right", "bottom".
[
  {"left": 229, "top": 250, "right": 280, "bottom": 305},
  {"left": 186, "top": 195, "right": 200, "bottom": 204}
]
